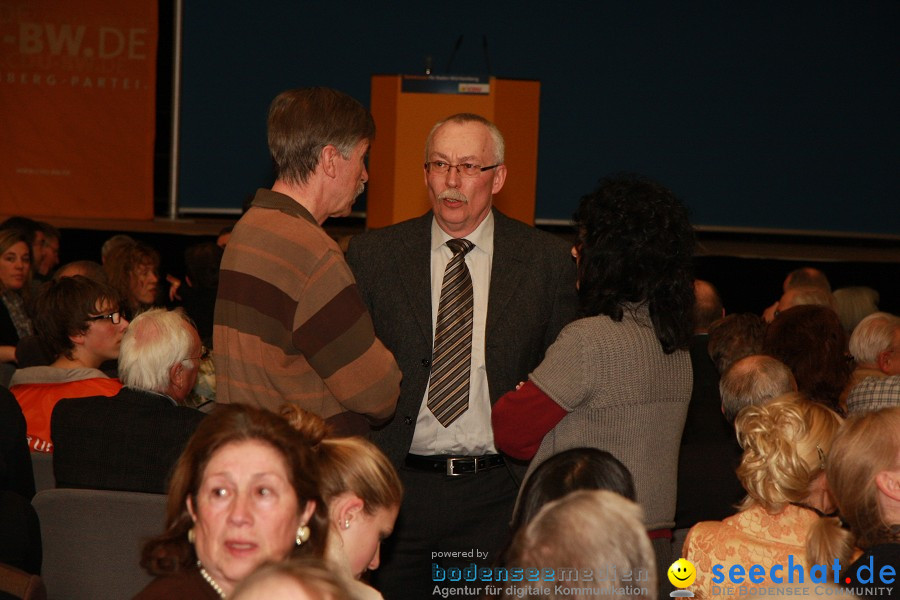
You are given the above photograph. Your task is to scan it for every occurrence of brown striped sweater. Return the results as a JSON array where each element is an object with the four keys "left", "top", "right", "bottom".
[{"left": 213, "top": 189, "right": 400, "bottom": 433}]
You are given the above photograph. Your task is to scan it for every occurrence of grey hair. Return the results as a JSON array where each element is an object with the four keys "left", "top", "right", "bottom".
[
  {"left": 118, "top": 308, "right": 196, "bottom": 393},
  {"left": 833, "top": 286, "right": 880, "bottom": 334},
  {"left": 849, "top": 312, "right": 900, "bottom": 366},
  {"left": 502, "top": 490, "right": 656, "bottom": 600},
  {"left": 424, "top": 113, "right": 505, "bottom": 164},
  {"left": 779, "top": 285, "right": 836, "bottom": 313},
  {"left": 720, "top": 355, "right": 797, "bottom": 424},
  {"left": 100, "top": 234, "right": 136, "bottom": 262}
]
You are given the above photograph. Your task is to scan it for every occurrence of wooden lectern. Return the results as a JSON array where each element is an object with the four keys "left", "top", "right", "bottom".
[{"left": 366, "top": 75, "right": 540, "bottom": 230}]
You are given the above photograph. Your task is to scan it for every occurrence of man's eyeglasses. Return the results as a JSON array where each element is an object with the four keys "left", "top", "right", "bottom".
[
  {"left": 87, "top": 311, "right": 122, "bottom": 325},
  {"left": 425, "top": 161, "right": 500, "bottom": 177},
  {"left": 184, "top": 346, "right": 210, "bottom": 363}
]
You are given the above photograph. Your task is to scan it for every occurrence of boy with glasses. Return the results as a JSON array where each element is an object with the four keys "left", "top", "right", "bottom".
[{"left": 9, "top": 276, "right": 127, "bottom": 452}]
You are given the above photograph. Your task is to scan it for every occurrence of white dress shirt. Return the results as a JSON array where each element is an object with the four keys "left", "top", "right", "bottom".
[{"left": 409, "top": 212, "right": 497, "bottom": 456}]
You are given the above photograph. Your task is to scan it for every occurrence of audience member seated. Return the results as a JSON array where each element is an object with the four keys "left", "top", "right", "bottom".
[
  {"left": 766, "top": 285, "right": 838, "bottom": 324},
  {"left": 50, "top": 308, "right": 207, "bottom": 494},
  {"left": 762, "top": 304, "right": 851, "bottom": 413},
  {"left": 0, "top": 490, "right": 41, "bottom": 576},
  {"left": 677, "top": 355, "right": 797, "bottom": 560},
  {"left": 844, "top": 312, "right": 900, "bottom": 399},
  {"left": 8, "top": 276, "right": 125, "bottom": 452},
  {"left": 0, "top": 387, "right": 34, "bottom": 500},
  {"left": 15, "top": 261, "right": 110, "bottom": 370},
  {"left": 719, "top": 355, "right": 797, "bottom": 424},
  {"left": 706, "top": 313, "right": 766, "bottom": 375},
  {"left": 782, "top": 266, "right": 832, "bottom": 292},
  {"left": 34, "top": 221, "right": 60, "bottom": 282},
  {"left": 0, "top": 229, "right": 34, "bottom": 374},
  {"left": 231, "top": 558, "right": 350, "bottom": 600},
  {"left": 684, "top": 394, "right": 843, "bottom": 598},
  {"left": 136, "top": 404, "right": 327, "bottom": 599},
  {"left": 684, "top": 279, "right": 727, "bottom": 439},
  {"left": 54, "top": 260, "right": 106, "bottom": 283},
  {"left": 675, "top": 278, "right": 738, "bottom": 556},
  {"left": 180, "top": 242, "right": 223, "bottom": 347},
  {"left": 762, "top": 266, "right": 832, "bottom": 323},
  {"left": 499, "top": 447, "right": 636, "bottom": 570},
  {"left": 0, "top": 217, "right": 59, "bottom": 284},
  {"left": 807, "top": 407, "right": 900, "bottom": 593},
  {"left": 847, "top": 375, "right": 900, "bottom": 415},
  {"left": 100, "top": 234, "right": 135, "bottom": 264},
  {"left": 693, "top": 279, "right": 724, "bottom": 333},
  {"left": 283, "top": 406, "right": 401, "bottom": 600},
  {"left": 103, "top": 239, "right": 161, "bottom": 318},
  {"left": 498, "top": 490, "right": 657, "bottom": 600},
  {"left": 0, "top": 387, "right": 40, "bottom": 575},
  {"left": 510, "top": 448, "right": 635, "bottom": 534},
  {"left": 833, "top": 286, "right": 880, "bottom": 335}
]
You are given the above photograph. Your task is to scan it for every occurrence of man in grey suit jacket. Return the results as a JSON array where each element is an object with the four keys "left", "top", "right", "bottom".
[{"left": 347, "top": 113, "right": 577, "bottom": 599}]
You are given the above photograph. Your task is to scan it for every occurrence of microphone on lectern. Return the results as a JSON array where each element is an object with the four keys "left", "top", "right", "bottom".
[{"left": 445, "top": 35, "right": 464, "bottom": 73}]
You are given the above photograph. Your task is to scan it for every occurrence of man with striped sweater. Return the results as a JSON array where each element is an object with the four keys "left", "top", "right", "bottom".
[{"left": 214, "top": 87, "right": 400, "bottom": 434}]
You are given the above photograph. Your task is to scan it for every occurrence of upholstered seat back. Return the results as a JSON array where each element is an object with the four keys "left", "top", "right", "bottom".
[{"left": 31, "top": 489, "right": 166, "bottom": 600}]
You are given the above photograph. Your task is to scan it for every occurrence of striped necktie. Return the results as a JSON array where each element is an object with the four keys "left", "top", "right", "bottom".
[{"left": 427, "top": 238, "right": 475, "bottom": 427}]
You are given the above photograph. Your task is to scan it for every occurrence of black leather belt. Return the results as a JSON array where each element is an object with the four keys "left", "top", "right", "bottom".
[{"left": 405, "top": 454, "right": 505, "bottom": 476}]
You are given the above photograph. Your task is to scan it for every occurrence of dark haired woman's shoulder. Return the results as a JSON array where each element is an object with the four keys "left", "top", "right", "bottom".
[
  {"left": 133, "top": 568, "right": 219, "bottom": 600},
  {"left": 493, "top": 211, "right": 571, "bottom": 253}
]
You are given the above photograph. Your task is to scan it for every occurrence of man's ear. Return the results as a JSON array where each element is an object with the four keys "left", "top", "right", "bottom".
[
  {"left": 69, "top": 332, "right": 86, "bottom": 347},
  {"left": 877, "top": 349, "right": 895, "bottom": 374},
  {"left": 320, "top": 145, "right": 340, "bottom": 178},
  {"left": 490, "top": 164, "right": 508, "bottom": 195},
  {"left": 169, "top": 362, "right": 187, "bottom": 392},
  {"left": 875, "top": 470, "right": 900, "bottom": 502}
]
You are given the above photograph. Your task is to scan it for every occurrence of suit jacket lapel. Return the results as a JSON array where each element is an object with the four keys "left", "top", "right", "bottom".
[
  {"left": 487, "top": 210, "right": 527, "bottom": 334},
  {"left": 400, "top": 213, "right": 435, "bottom": 344}
]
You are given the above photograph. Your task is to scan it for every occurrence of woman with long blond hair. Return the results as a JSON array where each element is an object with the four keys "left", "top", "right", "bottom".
[{"left": 684, "top": 393, "right": 843, "bottom": 597}]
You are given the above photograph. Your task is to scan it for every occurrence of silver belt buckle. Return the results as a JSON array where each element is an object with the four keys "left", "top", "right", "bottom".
[{"left": 446, "top": 457, "right": 476, "bottom": 476}]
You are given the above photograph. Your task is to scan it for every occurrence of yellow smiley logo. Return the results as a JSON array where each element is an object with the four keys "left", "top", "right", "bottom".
[{"left": 668, "top": 558, "right": 697, "bottom": 588}]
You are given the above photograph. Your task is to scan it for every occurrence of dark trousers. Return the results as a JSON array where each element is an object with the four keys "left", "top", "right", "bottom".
[{"left": 371, "top": 464, "right": 518, "bottom": 600}]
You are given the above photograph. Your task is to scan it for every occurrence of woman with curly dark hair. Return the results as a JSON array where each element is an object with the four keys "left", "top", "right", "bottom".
[{"left": 492, "top": 174, "right": 695, "bottom": 589}]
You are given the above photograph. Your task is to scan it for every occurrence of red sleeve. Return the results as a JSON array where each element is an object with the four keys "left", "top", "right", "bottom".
[{"left": 492, "top": 380, "right": 568, "bottom": 461}]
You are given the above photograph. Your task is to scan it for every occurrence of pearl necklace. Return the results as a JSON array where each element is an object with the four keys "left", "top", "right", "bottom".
[{"left": 197, "top": 561, "right": 226, "bottom": 598}]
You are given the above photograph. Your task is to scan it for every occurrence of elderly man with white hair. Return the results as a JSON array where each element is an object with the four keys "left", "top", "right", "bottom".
[
  {"left": 719, "top": 354, "right": 797, "bottom": 424},
  {"left": 842, "top": 312, "right": 900, "bottom": 399},
  {"left": 50, "top": 308, "right": 207, "bottom": 494},
  {"left": 843, "top": 312, "right": 900, "bottom": 413}
]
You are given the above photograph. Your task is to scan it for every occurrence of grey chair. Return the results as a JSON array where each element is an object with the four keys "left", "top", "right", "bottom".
[
  {"left": 31, "top": 489, "right": 167, "bottom": 600},
  {"left": 29, "top": 453, "right": 54, "bottom": 494}
]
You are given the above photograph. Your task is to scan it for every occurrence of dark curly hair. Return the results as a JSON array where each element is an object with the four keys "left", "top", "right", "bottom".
[{"left": 573, "top": 174, "right": 695, "bottom": 353}]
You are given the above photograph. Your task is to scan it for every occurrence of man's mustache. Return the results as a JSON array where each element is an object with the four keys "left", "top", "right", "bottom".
[{"left": 439, "top": 190, "right": 468, "bottom": 203}]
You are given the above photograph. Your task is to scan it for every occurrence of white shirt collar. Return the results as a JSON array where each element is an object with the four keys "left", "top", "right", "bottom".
[{"left": 430, "top": 210, "right": 494, "bottom": 257}]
